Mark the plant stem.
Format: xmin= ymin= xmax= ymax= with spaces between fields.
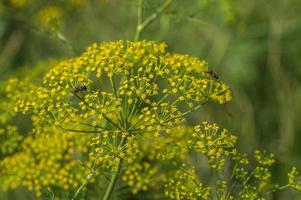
xmin=102 ymin=159 xmax=122 ymax=200
xmin=134 ymin=0 xmax=173 ymax=41
xmin=74 ymin=93 xmax=122 ymax=130
xmin=134 ymin=0 xmax=143 ymax=41
xmin=72 ymin=173 xmax=94 ymax=200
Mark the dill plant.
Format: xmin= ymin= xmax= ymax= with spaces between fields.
xmin=0 ymin=1 xmax=300 ymax=200
xmin=0 ymin=40 xmax=299 ymax=200
xmin=0 ymin=62 xmax=92 ymax=199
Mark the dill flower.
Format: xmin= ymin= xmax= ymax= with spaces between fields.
xmin=6 ymin=40 xmax=300 ymax=199
xmin=189 ymin=121 xmax=237 ymax=169
xmin=164 ymin=166 xmax=211 ymax=200
xmin=11 ymin=40 xmax=232 ymax=198
xmin=122 ymin=162 xmax=158 ymax=194
xmin=38 ymin=40 xmax=231 ymax=136
xmin=0 ymin=61 xmax=92 ymax=198
xmin=0 ymin=78 xmax=32 ymax=156
xmin=15 ymin=40 xmax=231 ymax=174
xmin=254 ymin=150 xmax=275 ymax=166
xmin=37 ymin=6 xmax=63 ymax=31
xmin=288 ymin=167 xmax=301 ymax=191
xmin=15 ymin=40 xmax=232 ymax=164
xmin=0 ymin=130 xmax=91 ymax=197
xmin=0 ymin=124 xmax=21 ymax=155
xmin=143 ymin=126 xmax=192 ymax=160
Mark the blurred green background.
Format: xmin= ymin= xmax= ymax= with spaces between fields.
xmin=0 ymin=0 xmax=301 ymax=199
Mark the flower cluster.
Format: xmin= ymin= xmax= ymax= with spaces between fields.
xmin=0 ymin=125 xmax=21 ymax=155
xmin=227 ymin=149 xmax=284 ymax=199
xmin=0 ymin=61 xmax=93 ymax=199
xmin=162 ymin=121 xmax=300 ymax=200
xmin=164 ymin=166 xmax=211 ymax=200
xmin=254 ymin=150 xmax=275 ymax=166
xmin=189 ymin=121 xmax=237 ymax=169
xmin=1 ymin=40 xmax=300 ymax=199
xmin=8 ymin=40 xmax=232 ymax=198
xmin=39 ymin=41 xmax=231 ymax=136
xmin=0 ymin=130 xmax=91 ymax=197
xmin=38 ymin=6 xmax=63 ymax=31
xmin=2 ymin=0 xmax=108 ymax=38
xmin=288 ymin=167 xmax=301 ymax=191
xmin=0 ymin=78 xmax=33 ymax=156
xmin=12 ymin=40 xmax=231 ymax=173
xmin=142 ymin=126 xmax=191 ymax=161
xmin=122 ymin=162 xmax=158 ymax=194
xmin=89 ymin=132 xmax=140 ymax=171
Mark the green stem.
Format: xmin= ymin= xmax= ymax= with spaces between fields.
xmin=134 ymin=0 xmax=173 ymax=41
xmin=72 ymin=160 xmax=97 ymax=200
xmin=278 ymin=184 xmax=289 ymax=190
xmin=74 ymin=93 xmax=122 ymax=130
xmin=179 ymin=100 xmax=208 ymax=117
xmin=110 ymin=76 xmax=118 ymax=98
xmin=102 ymin=160 xmax=122 ymax=200
xmin=134 ymin=0 xmax=143 ymax=41
xmin=262 ymin=184 xmax=289 ymax=195
xmin=72 ymin=173 xmax=94 ymax=200
xmin=54 ymin=31 xmax=75 ymax=55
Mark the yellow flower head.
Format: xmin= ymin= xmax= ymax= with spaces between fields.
xmin=37 ymin=6 xmax=63 ymax=31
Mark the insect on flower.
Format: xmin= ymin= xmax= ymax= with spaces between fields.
xmin=71 ymin=85 xmax=87 ymax=93
xmin=205 ymin=70 xmax=219 ymax=79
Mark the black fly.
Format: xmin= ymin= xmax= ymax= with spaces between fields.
xmin=71 ymin=85 xmax=87 ymax=93
xmin=205 ymin=70 xmax=219 ymax=79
